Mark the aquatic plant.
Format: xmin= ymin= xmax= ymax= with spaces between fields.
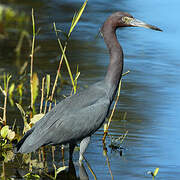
xmin=0 ymin=0 xmax=129 ymax=179
xmin=147 ymin=168 xmax=159 ymax=179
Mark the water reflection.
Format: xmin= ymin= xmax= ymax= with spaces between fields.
xmin=10 ymin=154 xmax=91 ymax=179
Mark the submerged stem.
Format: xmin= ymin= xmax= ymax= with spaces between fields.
xmin=102 ymin=80 xmax=122 ymax=142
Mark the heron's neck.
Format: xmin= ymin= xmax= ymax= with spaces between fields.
xmin=101 ymin=25 xmax=124 ymax=101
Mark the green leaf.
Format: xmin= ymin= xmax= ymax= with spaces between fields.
xmin=30 ymin=113 xmax=44 ymax=125
xmin=7 ymin=129 xmax=15 ymax=141
xmin=9 ymin=83 xmax=15 ymax=95
xmin=56 ymin=166 xmax=68 ymax=174
xmin=17 ymin=83 xmax=23 ymax=101
xmin=2 ymin=150 xmax=14 ymax=163
xmin=16 ymin=103 xmax=26 ymax=119
xmin=1 ymin=139 xmax=7 ymax=146
xmin=153 ymin=168 xmax=159 ymax=176
xmin=1 ymin=125 xmax=9 ymax=139
xmin=2 ymin=143 xmax=12 ymax=149
xmin=4 ymin=74 xmax=11 ymax=92
xmin=16 ymin=103 xmax=30 ymax=133
xmin=32 ymin=73 xmax=39 ymax=104
xmin=46 ymin=74 xmax=50 ymax=97
xmin=23 ymin=172 xmax=40 ymax=180
xmin=9 ymin=83 xmax=15 ymax=106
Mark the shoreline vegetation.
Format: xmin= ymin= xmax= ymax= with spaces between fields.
xmin=0 ymin=1 xmax=138 ymax=179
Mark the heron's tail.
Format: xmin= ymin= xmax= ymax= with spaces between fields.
xmin=13 ymin=127 xmax=35 ymax=154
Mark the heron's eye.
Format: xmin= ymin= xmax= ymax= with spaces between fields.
xmin=122 ymin=16 xmax=132 ymax=24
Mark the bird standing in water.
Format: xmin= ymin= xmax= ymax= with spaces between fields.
xmin=14 ymin=12 xmax=162 ymax=165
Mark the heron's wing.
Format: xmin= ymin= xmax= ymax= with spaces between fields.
xmin=18 ymin=81 xmax=110 ymax=152
xmin=50 ymin=94 xmax=110 ymax=144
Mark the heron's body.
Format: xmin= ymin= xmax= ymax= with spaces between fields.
xmin=14 ymin=11 xmax=161 ymax=164
xmin=16 ymin=80 xmax=111 ymax=153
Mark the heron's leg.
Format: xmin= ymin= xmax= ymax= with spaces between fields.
xmin=79 ymin=163 xmax=88 ymax=179
xmin=79 ymin=136 xmax=91 ymax=165
xmin=68 ymin=157 xmax=76 ymax=176
xmin=69 ymin=143 xmax=76 ymax=161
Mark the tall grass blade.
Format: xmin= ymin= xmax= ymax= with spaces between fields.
xmin=44 ymin=74 xmax=51 ymax=113
xmin=73 ymin=65 xmax=80 ymax=94
xmin=32 ymin=9 xmax=35 ymax=37
xmin=52 ymin=0 xmax=87 ymax=98
xmin=153 ymin=168 xmax=159 ymax=176
xmin=2 ymin=74 xmax=11 ymax=125
xmin=53 ymin=23 xmax=75 ymax=93
xmin=30 ymin=8 xmax=36 ymax=112
xmin=40 ymin=77 xmax=45 ymax=113
xmin=69 ymin=0 xmax=88 ymax=36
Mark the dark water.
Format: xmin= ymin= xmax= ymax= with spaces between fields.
xmin=0 ymin=0 xmax=180 ymax=179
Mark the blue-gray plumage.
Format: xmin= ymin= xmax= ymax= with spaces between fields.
xmin=14 ymin=12 xmax=162 ymax=164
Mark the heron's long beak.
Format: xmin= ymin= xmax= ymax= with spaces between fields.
xmin=129 ymin=18 xmax=162 ymax=31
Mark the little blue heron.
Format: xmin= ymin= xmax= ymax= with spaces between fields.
xmin=14 ymin=12 xmax=162 ymax=164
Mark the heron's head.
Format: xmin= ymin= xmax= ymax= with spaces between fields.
xmin=101 ymin=11 xmax=162 ymax=32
